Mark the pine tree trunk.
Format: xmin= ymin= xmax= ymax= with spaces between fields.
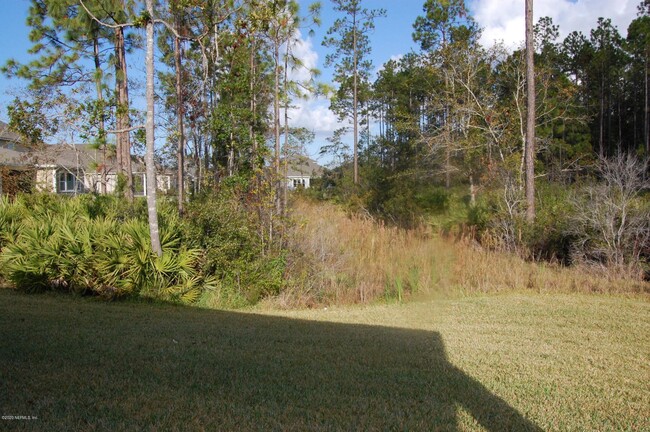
xmin=174 ymin=16 xmax=185 ymax=215
xmin=283 ymin=46 xmax=290 ymax=213
xmin=274 ymin=40 xmax=281 ymax=213
xmin=250 ymin=38 xmax=257 ymax=156
xmin=525 ymin=0 xmax=536 ymax=222
xmin=115 ymin=25 xmax=133 ymax=201
xmin=145 ymin=0 xmax=162 ymax=257
xmin=618 ymin=101 xmax=622 ymax=154
xmin=192 ymin=129 xmax=201 ymax=193
xmin=643 ymin=53 xmax=650 ymax=157
xmin=93 ymin=34 xmax=107 ymax=195
xmin=469 ymin=174 xmax=476 ymax=206
xmin=445 ymin=107 xmax=451 ymax=189
xmin=352 ymin=9 xmax=359 ymax=185
xmin=599 ymin=72 xmax=605 ymax=158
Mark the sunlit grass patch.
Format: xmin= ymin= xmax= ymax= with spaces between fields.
xmin=1 ymin=289 xmax=647 ymax=431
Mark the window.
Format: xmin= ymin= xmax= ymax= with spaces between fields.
xmin=58 ymin=172 xmax=78 ymax=193
xmin=133 ymin=173 xmax=146 ymax=196
xmin=292 ymin=178 xmax=306 ymax=188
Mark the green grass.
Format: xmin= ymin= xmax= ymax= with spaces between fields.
xmin=1 ymin=289 xmax=648 ymax=431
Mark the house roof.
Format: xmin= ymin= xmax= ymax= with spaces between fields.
xmin=0 ymin=145 xmax=31 ymax=169
xmin=0 ymin=120 xmax=23 ymax=144
xmin=33 ymin=144 xmax=112 ymax=171
xmin=0 ymin=121 xmax=167 ymax=175
xmin=0 ymin=120 xmax=110 ymax=168
xmin=0 ymin=120 xmax=31 ymax=169
xmin=39 ymin=144 xmax=173 ymax=175
xmin=286 ymin=156 xmax=323 ymax=178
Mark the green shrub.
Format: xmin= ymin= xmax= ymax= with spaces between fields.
xmin=467 ymin=202 xmax=489 ymax=231
xmin=415 ymin=187 xmax=450 ymax=213
xmin=182 ymin=191 xmax=286 ymax=306
xmin=522 ymin=181 xmax=576 ymax=263
xmin=0 ymin=194 xmax=208 ymax=303
xmin=1 ymin=189 xmax=290 ymax=307
xmin=0 ymin=195 xmax=26 ymax=252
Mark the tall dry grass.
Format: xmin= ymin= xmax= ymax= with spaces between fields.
xmin=451 ymin=243 xmax=649 ymax=295
xmin=275 ymin=199 xmax=649 ymax=308
xmin=279 ymin=199 xmax=452 ymax=306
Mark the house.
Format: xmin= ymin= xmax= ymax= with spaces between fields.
xmin=0 ymin=121 xmax=28 ymax=165
xmin=0 ymin=121 xmax=34 ymax=196
xmin=32 ymin=143 xmax=114 ymax=194
xmin=285 ymin=156 xmax=323 ymax=189
xmin=33 ymin=144 xmax=174 ymax=196
xmin=0 ymin=120 xmax=173 ymax=196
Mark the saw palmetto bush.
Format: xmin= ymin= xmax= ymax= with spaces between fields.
xmin=0 ymin=194 xmax=26 ymax=251
xmin=0 ymin=194 xmax=212 ymax=303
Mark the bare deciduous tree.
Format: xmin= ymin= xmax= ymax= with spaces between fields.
xmin=570 ymin=154 xmax=649 ymax=275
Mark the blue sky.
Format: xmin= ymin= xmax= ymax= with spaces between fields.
xmin=0 ymin=2 xmax=31 ymax=115
xmin=0 ymin=0 xmax=640 ymax=161
xmin=292 ymin=0 xmax=639 ymax=161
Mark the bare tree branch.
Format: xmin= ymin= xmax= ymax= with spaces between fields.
xmin=105 ymin=125 xmax=144 ymax=134
xmin=78 ymin=0 xmax=133 ymax=29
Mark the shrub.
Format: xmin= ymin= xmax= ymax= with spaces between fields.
xmin=465 ymin=178 xmax=577 ymax=263
xmin=521 ymin=181 xmax=576 ymax=263
xmin=182 ymin=190 xmax=286 ymax=306
xmin=568 ymin=155 xmax=650 ymax=275
xmin=415 ymin=187 xmax=450 ymax=213
xmin=0 ymin=195 xmax=26 ymax=252
xmin=0 ymin=194 xmax=210 ymax=303
xmin=1 ymin=187 xmax=290 ymax=307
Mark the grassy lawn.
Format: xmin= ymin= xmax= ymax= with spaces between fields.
xmin=0 ymin=289 xmax=648 ymax=431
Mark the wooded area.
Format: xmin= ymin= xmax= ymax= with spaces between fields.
xmin=1 ymin=0 xmax=649 ymax=305
xmin=1 ymin=4 xmax=648 ymax=430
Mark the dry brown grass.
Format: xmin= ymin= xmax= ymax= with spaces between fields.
xmin=274 ymin=199 xmax=648 ymax=307
xmin=277 ymin=199 xmax=451 ymax=306
xmin=452 ymin=242 xmax=648 ymax=294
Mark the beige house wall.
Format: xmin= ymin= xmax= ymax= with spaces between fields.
xmin=157 ymin=174 xmax=171 ymax=192
xmin=82 ymin=173 xmax=119 ymax=194
xmin=35 ymin=168 xmax=56 ymax=192
xmin=34 ymin=167 xmax=172 ymax=196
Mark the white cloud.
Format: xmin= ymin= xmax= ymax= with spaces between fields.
xmin=288 ymin=96 xmax=343 ymax=161
xmin=287 ymin=30 xmax=319 ymax=84
xmin=288 ymin=96 xmax=340 ymax=135
xmin=283 ymin=31 xmax=345 ymax=160
xmin=472 ymin=0 xmax=639 ymax=49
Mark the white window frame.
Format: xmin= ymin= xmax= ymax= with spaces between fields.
xmin=58 ymin=171 xmax=78 ymax=193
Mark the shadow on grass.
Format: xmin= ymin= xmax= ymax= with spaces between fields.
xmin=0 ymin=290 xmax=541 ymax=431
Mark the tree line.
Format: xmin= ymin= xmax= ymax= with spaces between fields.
xmin=317 ymin=0 xmax=649 ymax=273
xmin=3 ymin=0 xmax=323 ymax=254
xmin=335 ymin=0 xmax=650 ymax=193
xmin=2 ymin=0 xmax=649 ymax=274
